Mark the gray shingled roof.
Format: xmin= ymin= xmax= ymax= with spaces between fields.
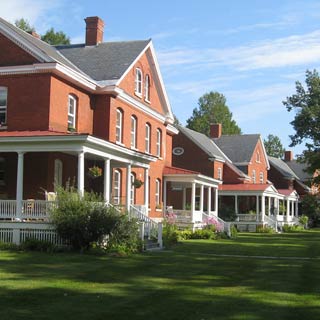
xmin=213 ymin=134 xmax=260 ymax=163
xmin=56 ymin=40 xmax=151 ymax=82
xmin=268 ymin=156 xmax=299 ymax=179
xmin=0 ymin=17 xmax=84 ymax=73
xmin=178 ymin=126 xmax=226 ymax=161
xmin=286 ymin=160 xmax=312 ymax=182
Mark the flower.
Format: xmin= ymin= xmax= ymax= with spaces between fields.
xmin=88 ymin=166 xmax=102 ymax=178
xmin=204 ymin=216 xmax=223 ymax=232
xmin=132 ymin=178 xmax=144 ymax=188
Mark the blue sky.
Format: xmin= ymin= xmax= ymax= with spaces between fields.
xmin=3 ymin=0 xmax=320 ymax=156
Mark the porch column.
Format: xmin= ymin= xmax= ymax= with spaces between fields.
xmin=191 ymin=182 xmax=196 ymax=222
xmin=261 ymin=195 xmax=265 ymax=222
xmin=126 ymin=163 xmax=132 ymax=211
xmin=77 ymin=151 xmax=85 ymax=197
xmin=235 ymin=195 xmax=238 ymax=214
xmin=207 ymin=187 xmax=212 ymax=215
xmin=163 ymin=179 xmax=167 ymax=213
xmin=182 ymin=187 xmax=186 ymax=210
xmin=268 ymin=197 xmax=271 ymax=215
xmin=144 ymin=168 xmax=149 ymax=210
xmin=214 ymin=188 xmax=218 ymax=216
xmin=256 ymin=196 xmax=260 ymax=221
xmin=16 ymin=151 xmax=25 ymax=219
xmin=276 ymin=198 xmax=280 ymax=216
xmin=200 ymin=184 xmax=204 ymax=212
xmin=295 ymin=200 xmax=299 ymax=217
xmin=103 ymin=158 xmax=110 ymax=203
xmin=286 ymin=199 xmax=290 ymax=221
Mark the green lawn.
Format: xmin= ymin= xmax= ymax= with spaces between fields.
xmin=1 ymin=231 xmax=320 ymax=320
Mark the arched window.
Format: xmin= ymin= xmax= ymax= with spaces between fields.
xmin=252 ymin=170 xmax=256 ymax=184
xmin=156 ymin=128 xmax=162 ymax=157
xmin=135 ymin=68 xmax=143 ymax=95
xmin=54 ymin=159 xmax=63 ymax=187
xmin=145 ymin=123 xmax=151 ymax=153
xmin=116 ymin=108 xmax=123 ymax=143
xmin=113 ymin=169 xmax=121 ymax=205
xmin=68 ymin=95 xmax=77 ymax=130
xmin=0 ymin=157 xmax=5 ymax=185
xmin=145 ymin=74 xmax=150 ymax=101
xmin=0 ymin=87 xmax=8 ymax=126
xmin=155 ymin=178 xmax=161 ymax=206
xmin=130 ymin=116 xmax=137 ymax=149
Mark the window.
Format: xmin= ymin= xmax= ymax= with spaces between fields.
xmin=217 ymin=167 xmax=222 ymax=180
xmin=0 ymin=87 xmax=8 ymax=126
xmin=130 ymin=173 xmax=135 ymax=205
xmin=68 ymin=95 xmax=77 ymax=129
xmin=130 ymin=116 xmax=137 ymax=149
xmin=259 ymin=172 xmax=264 ymax=184
xmin=155 ymin=179 xmax=161 ymax=206
xmin=54 ymin=159 xmax=63 ymax=187
xmin=135 ymin=68 xmax=143 ymax=95
xmin=156 ymin=129 xmax=162 ymax=157
xmin=113 ymin=170 xmax=121 ymax=205
xmin=116 ymin=109 xmax=123 ymax=143
xmin=252 ymin=170 xmax=256 ymax=184
xmin=256 ymin=151 xmax=261 ymax=163
xmin=145 ymin=123 xmax=151 ymax=153
xmin=145 ymin=74 xmax=150 ymax=101
xmin=0 ymin=157 xmax=5 ymax=185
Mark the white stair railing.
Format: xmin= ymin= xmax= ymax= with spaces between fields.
xmin=264 ymin=214 xmax=278 ymax=230
xmin=202 ymin=212 xmax=231 ymax=237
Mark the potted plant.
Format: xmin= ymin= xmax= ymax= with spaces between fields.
xmin=132 ymin=178 xmax=144 ymax=189
xmin=88 ymin=166 xmax=102 ymax=178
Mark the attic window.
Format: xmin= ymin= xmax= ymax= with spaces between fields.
xmin=135 ymin=68 xmax=143 ymax=96
xmin=256 ymin=151 xmax=261 ymax=163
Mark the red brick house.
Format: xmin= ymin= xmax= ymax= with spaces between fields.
xmin=171 ymin=124 xmax=300 ymax=230
xmin=0 ymin=16 xmax=180 ymax=242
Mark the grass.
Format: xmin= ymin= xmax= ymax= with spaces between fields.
xmin=0 ymin=230 xmax=320 ymax=320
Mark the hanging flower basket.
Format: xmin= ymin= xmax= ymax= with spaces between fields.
xmin=88 ymin=166 xmax=102 ymax=178
xmin=132 ymin=178 xmax=144 ymax=189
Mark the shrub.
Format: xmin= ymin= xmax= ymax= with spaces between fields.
xmin=219 ymin=206 xmax=237 ymax=222
xmin=301 ymin=194 xmax=320 ymax=227
xmin=21 ymin=238 xmax=56 ymax=252
xmin=299 ymin=215 xmax=309 ymax=228
xmin=177 ymin=229 xmax=193 ymax=240
xmin=230 ymin=225 xmax=238 ymax=238
xmin=0 ymin=241 xmax=20 ymax=251
xmin=189 ymin=228 xmax=216 ymax=240
xmin=282 ymin=224 xmax=305 ymax=233
xmin=163 ymin=223 xmax=179 ymax=248
xmin=256 ymin=225 xmax=275 ymax=234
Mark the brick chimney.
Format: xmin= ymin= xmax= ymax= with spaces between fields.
xmin=30 ymin=31 xmax=40 ymax=39
xmin=85 ymin=16 xmax=104 ymax=46
xmin=210 ymin=123 xmax=222 ymax=139
xmin=284 ymin=150 xmax=293 ymax=162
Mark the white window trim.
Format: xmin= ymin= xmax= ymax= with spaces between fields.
xmin=0 ymin=87 xmax=8 ymax=127
xmin=155 ymin=179 xmax=161 ymax=206
xmin=259 ymin=172 xmax=264 ymax=184
xmin=113 ymin=170 xmax=121 ymax=205
xmin=116 ymin=109 xmax=123 ymax=144
xmin=145 ymin=74 xmax=150 ymax=102
xmin=217 ymin=167 xmax=222 ymax=180
xmin=252 ymin=170 xmax=256 ymax=184
xmin=135 ymin=68 xmax=143 ymax=97
xmin=67 ymin=95 xmax=77 ymax=129
xmin=145 ymin=123 xmax=151 ymax=154
xmin=130 ymin=116 xmax=137 ymax=149
xmin=156 ymin=129 xmax=161 ymax=157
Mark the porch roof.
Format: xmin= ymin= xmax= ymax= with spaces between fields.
xmin=278 ymin=189 xmax=299 ymax=199
xmin=219 ymin=183 xmax=281 ymax=197
xmin=0 ymin=131 xmax=157 ymax=168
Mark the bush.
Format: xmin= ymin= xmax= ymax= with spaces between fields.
xmin=189 ymin=228 xmax=216 ymax=240
xmin=21 ymin=238 xmax=56 ymax=252
xmin=51 ymin=185 xmax=140 ymax=253
xmin=256 ymin=225 xmax=275 ymax=233
xmin=299 ymin=215 xmax=309 ymax=228
xmin=282 ymin=224 xmax=305 ymax=233
xmin=177 ymin=229 xmax=193 ymax=240
xmin=230 ymin=225 xmax=238 ymax=238
xmin=219 ymin=206 xmax=237 ymax=222
xmin=0 ymin=241 xmax=20 ymax=251
xmin=163 ymin=223 xmax=179 ymax=248
xmin=301 ymin=194 xmax=320 ymax=227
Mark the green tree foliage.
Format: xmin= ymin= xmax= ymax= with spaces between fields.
xmin=283 ymin=69 xmax=320 ymax=184
xmin=264 ymin=134 xmax=285 ymax=158
xmin=41 ymin=27 xmax=70 ymax=45
xmin=301 ymin=194 xmax=320 ymax=227
xmin=186 ymin=91 xmax=241 ymax=136
xmin=14 ymin=18 xmax=35 ymax=33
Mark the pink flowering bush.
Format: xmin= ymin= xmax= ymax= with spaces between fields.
xmin=203 ymin=216 xmax=223 ymax=232
xmin=163 ymin=212 xmax=178 ymax=248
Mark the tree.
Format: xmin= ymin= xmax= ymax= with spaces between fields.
xmin=41 ymin=27 xmax=70 ymax=45
xmin=283 ymin=69 xmax=320 ymax=184
xmin=14 ymin=18 xmax=35 ymax=33
xmin=264 ymin=134 xmax=285 ymax=158
xmin=186 ymin=91 xmax=241 ymax=136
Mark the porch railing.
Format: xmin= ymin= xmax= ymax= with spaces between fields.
xmin=236 ymin=214 xmax=259 ymax=222
xmin=21 ymin=200 xmax=56 ymax=221
xmin=0 ymin=200 xmax=16 ymax=219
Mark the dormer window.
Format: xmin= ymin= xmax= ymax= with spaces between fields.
xmin=135 ymin=68 xmax=143 ymax=96
xmin=68 ymin=95 xmax=77 ymax=130
xmin=0 ymin=87 xmax=8 ymax=127
xmin=145 ymin=74 xmax=150 ymax=102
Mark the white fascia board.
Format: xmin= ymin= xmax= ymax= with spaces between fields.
xmin=166 ymin=124 xmax=179 ymax=135
xmin=0 ymin=63 xmax=98 ymax=92
xmin=164 ymin=174 xmax=221 ymax=187
xmin=0 ymin=134 xmax=87 ymax=144
xmin=0 ymin=23 xmax=50 ymax=62
xmin=259 ymin=135 xmax=270 ymax=170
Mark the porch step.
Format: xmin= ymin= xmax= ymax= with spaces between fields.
xmin=144 ymin=239 xmax=161 ymax=251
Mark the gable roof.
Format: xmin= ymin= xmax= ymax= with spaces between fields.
xmin=268 ymin=156 xmax=299 ymax=180
xmin=213 ymin=134 xmax=261 ymax=164
xmin=177 ymin=126 xmax=227 ymax=161
xmin=285 ymin=160 xmax=312 ymax=182
xmin=56 ymin=40 xmax=151 ymax=83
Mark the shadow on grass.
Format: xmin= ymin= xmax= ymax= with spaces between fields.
xmin=0 ymin=231 xmax=320 ymax=319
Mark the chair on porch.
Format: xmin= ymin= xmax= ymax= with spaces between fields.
xmin=45 ymin=192 xmax=57 ymax=201
xmin=24 ymin=199 xmax=35 ymax=221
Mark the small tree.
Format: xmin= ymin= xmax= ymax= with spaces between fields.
xmin=301 ymin=194 xmax=320 ymax=227
xmin=14 ymin=18 xmax=35 ymax=33
xmin=264 ymin=134 xmax=285 ymax=158
xmin=41 ymin=28 xmax=70 ymax=45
